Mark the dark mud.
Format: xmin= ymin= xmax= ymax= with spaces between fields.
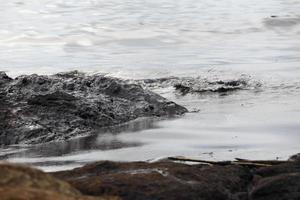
xmin=136 ymin=75 xmax=261 ymax=95
xmin=0 ymin=71 xmax=187 ymax=145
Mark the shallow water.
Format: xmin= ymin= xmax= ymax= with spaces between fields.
xmin=1 ymin=0 xmax=300 ymax=171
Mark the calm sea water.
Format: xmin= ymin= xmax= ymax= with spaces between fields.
xmin=1 ymin=0 xmax=300 ymax=171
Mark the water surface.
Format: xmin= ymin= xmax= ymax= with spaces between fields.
xmin=1 ymin=0 xmax=300 ymax=171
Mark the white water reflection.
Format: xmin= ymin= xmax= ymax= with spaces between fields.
xmin=0 ymin=0 xmax=300 ymax=78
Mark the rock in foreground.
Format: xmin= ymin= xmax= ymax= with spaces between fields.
xmin=0 ymin=71 xmax=187 ymax=145
xmin=53 ymin=161 xmax=252 ymax=200
xmin=53 ymin=159 xmax=300 ymax=200
xmin=0 ymin=162 xmax=119 ymax=200
xmin=1 ymin=157 xmax=299 ymax=200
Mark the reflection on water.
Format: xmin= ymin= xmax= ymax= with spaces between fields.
xmin=1 ymin=117 xmax=157 ymax=158
xmin=3 ymin=83 xmax=300 ymax=171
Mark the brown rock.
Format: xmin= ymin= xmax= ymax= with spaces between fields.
xmin=53 ymin=161 xmax=252 ymax=200
xmin=3 ymin=158 xmax=300 ymax=200
xmin=0 ymin=162 xmax=119 ymax=200
xmin=255 ymin=161 xmax=300 ymax=178
xmin=0 ymin=187 xmax=114 ymax=200
xmin=250 ymin=161 xmax=300 ymax=200
xmin=250 ymin=173 xmax=300 ymax=200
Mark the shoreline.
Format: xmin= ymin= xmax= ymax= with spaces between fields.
xmin=1 ymin=71 xmax=300 ymax=199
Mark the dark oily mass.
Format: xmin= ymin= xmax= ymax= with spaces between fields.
xmin=136 ymin=74 xmax=261 ymax=95
xmin=0 ymin=71 xmax=187 ymax=145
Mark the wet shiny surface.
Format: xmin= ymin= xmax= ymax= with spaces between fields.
xmin=0 ymin=0 xmax=300 ymax=171
xmin=1 ymin=0 xmax=300 ymax=77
